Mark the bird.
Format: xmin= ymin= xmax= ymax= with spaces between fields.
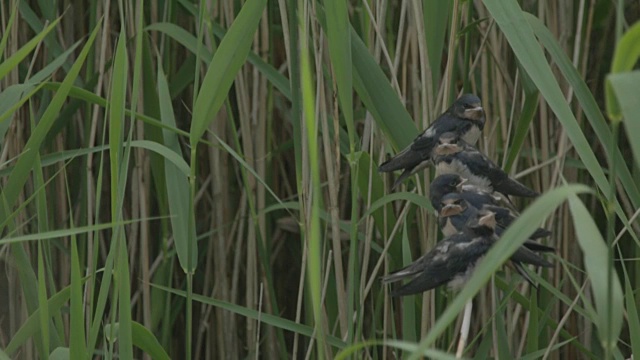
xmin=437 ymin=192 xmax=553 ymax=243
xmin=433 ymin=132 xmax=539 ymax=198
xmin=383 ymin=211 xmax=552 ymax=296
xmin=383 ymin=210 xmax=552 ymax=296
xmin=429 ymin=173 xmax=515 ymax=214
xmin=378 ymin=94 xmax=485 ymax=190
xmin=430 ymin=174 xmax=551 ymax=239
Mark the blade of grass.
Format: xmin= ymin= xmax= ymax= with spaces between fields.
xmin=605 ymin=21 xmax=640 ymax=121
xmin=34 ymin=150 xmax=50 ymax=357
xmin=145 ymin=22 xmax=291 ymax=100
xmin=69 ymin=236 xmax=87 ymax=358
xmin=526 ymin=13 xmax=640 ymax=225
xmin=157 ymin=64 xmax=196 ymax=274
xmin=481 ymin=0 xmax=606 ymax=199
xmin=300 ymin=0 xmax=324 ymax=355
xmin=423 ymin=0 xmax=451 ymax=94
xmin=130 ymin=321 xmax=171 ymax=360
xmin=324 ymin=0 xmax=353 ymax=338
xmin=189 ymin=0 xmax=267 ymax=145
xmin=399 ymin=223 xmax=417 ymax=344
xmin=335 ymin=339 xmax=459 ymax=360
xmin=0 ymin=39 xmax=80 ymax=140
xmin=351 ymin=27 xmax=417 ymax=150
xmin=0 ymin=16 xmax=60 ymax=82
xmin=0 ymin=219 xmax=147 ymax=245
xmin=107 ymin=28 xmax=134 ymax=359
xmin=5 ymin=282 xmax=80 ymax=356
xmin=48 ymin=347 xmax=69 ymax=360
xmin=623 ymin=272 xmax=640 ymax=357
xmin=36 ymin=245 xmax=50 ymax=356
xmin=117 ymin=234 xmax=134 ymax=359
xmin=0 ymin=21 xmax=100 ymax=234
xmin=607 ymin=72 xmax=640 ymax=170
xmin=504 ymin=87 xmax=539 ymax=173
xmin=149 ymin=283 xmax=347 ymax=349
xmin=567 ymin=194 xmax=623 ymax=354
xmin=0 ymin=2 xmax=19 ymax=59
xmin=109 ymin=31 xmax=127 ymax=216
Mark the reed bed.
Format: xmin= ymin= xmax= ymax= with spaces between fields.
xmin=1 ymin=0 xmax=639 ymax=358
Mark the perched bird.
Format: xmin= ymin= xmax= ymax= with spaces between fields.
xmin=438 ymin=193 xmax=554 ymax=255
xmin=379 ymin=94 xmax=485 ymax=189
xmin=429 ymin=173 xmax=515 ymax=214
xmin=383 ymin=211 xmax=552 ymax=296
xmin=438 ymin=192 xmax=552 ymax=242
xmin=433 ymin=132 xmax=539 ymax=198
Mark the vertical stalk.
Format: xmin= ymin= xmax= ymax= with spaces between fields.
xmin=605 ymin=1 xmax=624 ymax=357
xmin=187 ymin=146 xmax=197 ymax=360
xmin=605 ymin=119 xmax=619 ymax=360
xmin=299 ymin=0 xmax=324 ymax=356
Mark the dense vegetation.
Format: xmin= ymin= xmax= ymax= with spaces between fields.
xmin=1 ymin=0 xmax=640 ymax=359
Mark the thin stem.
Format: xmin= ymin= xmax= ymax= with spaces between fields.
xmin=456 ymin=300 xmax=473 ymax=358
xmin=605 ymin=119 xmax=620 ymax=360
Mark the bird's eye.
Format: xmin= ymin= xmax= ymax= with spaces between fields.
xmin=463 ymin=103 xmax=472 ymax=109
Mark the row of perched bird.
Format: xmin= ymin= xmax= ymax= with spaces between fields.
xmin=379 ymin=94 xmax=554 ymax=297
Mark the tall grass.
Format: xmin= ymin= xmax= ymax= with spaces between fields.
xmin=0 ymin=0 xmax=639 ymax=359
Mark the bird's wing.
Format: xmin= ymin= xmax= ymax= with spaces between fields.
xmin=458 ymin=144 xmax=507 ymax=183
xmin=484 ymin=204 xmax=552 ymax=239
xmin=510 ymin=245 xmax=553 ymax=268
xmin=410 ymin=114 xmax=463 ymax=152
xmin=388 ymin=235 xmax=491 ymax=296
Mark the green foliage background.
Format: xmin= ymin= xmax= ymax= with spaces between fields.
xmin=0 ymin=0 xmax=639 ymax=358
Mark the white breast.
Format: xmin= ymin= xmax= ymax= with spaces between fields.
xmin=435 ymin=159 xmax=493 ymax=191
xmin=461 ymin=126 xmax=482 ymax=145
xmin=441 ymin=218 xmax=458 ymax=236
xmin=448 ymin=256 xmax=484 ymax=291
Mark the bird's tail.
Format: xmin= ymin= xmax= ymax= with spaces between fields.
xmin=497 ymin=178 xmax=539 ymax=198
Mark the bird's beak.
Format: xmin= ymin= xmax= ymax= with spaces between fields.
xmin=464 ymin=106 xmax=484 ymax=120
xmin=478 ymin=211 xmax=496 ymax=229
xmin=440 ymin=204 xmax=462 ymax=217
xmin=435 ymin=143 xmax=460 ymax=155
xmin=456 ymin=178 xmax=468 ymax=192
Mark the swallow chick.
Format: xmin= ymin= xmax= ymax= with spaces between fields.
xmin=433 ymin=132 xmax=539 ymax=198
xmin=382 ymin=211 xmax=497 ymax=296
xmin=384 ymin=210 xmax=551 ymax=296
xmin=437 ymin=193 xmax=554 ymax=253
xmin=430 ymin=174 xmax=551 ymax=240
xmin=437 ymin=192 xmax=552 ymax=242
xmin=429 ymin=174 xmax=514 ymax=214
xmin=473 ymin=210 xmax=554 ymax=287
xmin=379 ymin=94 xmax=485 ymax=190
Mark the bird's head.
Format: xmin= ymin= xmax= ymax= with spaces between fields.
xmin=439 ymin=193 xmax=467 ymax=218
xmin=434 ymin=132 xmax=463 ymax=156
xmin=451 ymin=94 xmax=484 ymax=122
xmin=467 ymin=210 xmax=496 ymax=236
xmin=429 ymin=174 xmax=465 ymax=209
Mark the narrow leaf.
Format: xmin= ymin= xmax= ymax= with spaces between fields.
xmin=190 ymin=0 xmax=267 ymax=145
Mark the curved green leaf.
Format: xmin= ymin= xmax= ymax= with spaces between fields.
xmin=608 ymin=72 xmax=640 ymax=171
xmin=131 ymin=322 xmax=171 ymax=360
xmin=0 ymin=21 xmax=101 ymax=235
xmin=351 ymin=28 xmax=418 ymax=150
xmin=0 ymin=16 xmax=61 ymax=82
xmin=606 ymin=21 xmax=640 ymax=120
xmin=190 ymin=0 xmax=268 ymax=145
xmin=567 ymin=194 xmax=623 ymax=353
xmin=150 ymin=283 xmax=347 ymax=349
